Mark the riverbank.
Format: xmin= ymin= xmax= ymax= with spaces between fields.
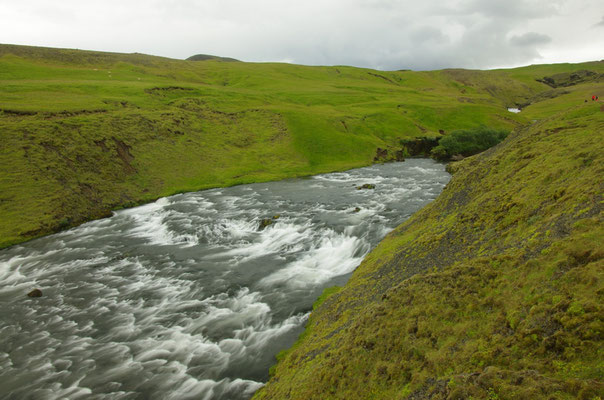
xmin=254 ymin=102 xmax=603 ymax=398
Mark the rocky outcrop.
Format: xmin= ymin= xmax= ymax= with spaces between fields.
xmin=373 ymin=147 xmax=388 ymax=162
xmin=399 ymin=137 xmax=441 ymax=157
xmin=374 ymin=147 xmax=406 ymax=163
xmin=536 ymin=70 xmax=602 ymax=88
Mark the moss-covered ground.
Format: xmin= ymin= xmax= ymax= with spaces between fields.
xmin=254 ymin=95 xmax=603 ymax=398
xmin=2 ymin=44 xmax=602 ymax=248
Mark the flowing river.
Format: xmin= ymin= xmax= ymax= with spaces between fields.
xmin=0 ymin=159 xmax=450 ymax=400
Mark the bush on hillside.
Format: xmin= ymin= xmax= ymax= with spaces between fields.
xmin=431 ymin=126 xmax=509 ymax=160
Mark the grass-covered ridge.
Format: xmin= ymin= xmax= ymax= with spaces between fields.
xmin=1 ymin=43 xmax=603 ymax=248
xmin=254 ymin=100 xmax=604 ymax=398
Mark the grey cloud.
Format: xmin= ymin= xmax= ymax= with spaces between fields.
xmin=459 ymin=0 xmax=563 ymax=19
xmin=357 ymin=0 xmax=400 ymax=10
xmin=410 ymin=27 xmax=449 ymax=44
xmin=596 ymin=16 xmax=604 ymax=27
xmin=0 ymin=0 xmax=601 ymax=71
xmin=510 ymin=32 xmax=552 ymax=47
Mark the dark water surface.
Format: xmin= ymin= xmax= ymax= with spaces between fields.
xmin=0 ymin=159 xmax=450 ymax=400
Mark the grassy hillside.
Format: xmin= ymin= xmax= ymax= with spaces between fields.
xmin=254 ymin=93 xmax=604 ymax=398
xmin=1 ymin=43 xmax=603 ymax=248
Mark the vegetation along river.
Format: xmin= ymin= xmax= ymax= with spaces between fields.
xmin=0 ymin=159 xmax=450 ymax=400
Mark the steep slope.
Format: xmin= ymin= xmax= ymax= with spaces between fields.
xmin=1 ymin=44 xmax=602 ymax=248
xmin=254 ymin=101 xmax=603 ymax=398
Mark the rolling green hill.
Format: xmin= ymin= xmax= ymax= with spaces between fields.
xmin=0 ymin=43 xmax=602 ymax=253
xmin=255 ymin=92 xmax=604 ymax=400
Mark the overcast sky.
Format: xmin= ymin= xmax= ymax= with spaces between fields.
xmin=1 ymin=0 xmax=602 ymax=70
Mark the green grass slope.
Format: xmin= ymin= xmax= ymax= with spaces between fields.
xmin=254 ymin=100 xmax=604 ymax=398
xmin=1 ymin=43 xmax=603 ymax=248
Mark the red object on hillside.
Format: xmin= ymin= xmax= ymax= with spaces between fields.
xmin=593 ymin=95 xmax=596 ymax=101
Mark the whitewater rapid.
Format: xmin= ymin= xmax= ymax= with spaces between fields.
xmin=0 ymin=159 xmax=450 ymax=400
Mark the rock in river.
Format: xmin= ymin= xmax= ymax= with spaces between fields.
xmin=357 ymin=184 xmax=376 ymax=190
xmin=27 ymin=289 xmax=43 ymax=298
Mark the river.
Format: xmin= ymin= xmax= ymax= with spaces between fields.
xmin=0 ymin=159 xmax=450 ymax=400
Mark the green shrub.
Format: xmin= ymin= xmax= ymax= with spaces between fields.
xmin=431 ymin=126 xmax=509 ymax=160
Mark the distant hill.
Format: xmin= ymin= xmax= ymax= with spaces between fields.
xmin=186 ymin=53 xmax=240 ymax=62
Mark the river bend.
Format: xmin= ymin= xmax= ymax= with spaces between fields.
xmin=0 ymin=159 xmax=450 ymax=400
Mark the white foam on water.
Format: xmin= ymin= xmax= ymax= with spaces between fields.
xmin=218 ymin=195 xmax=262 ymax=212
xmin=75 ymin=286 xmax=297 ymax=399
xmin=0 ymin=252 xmax=112 ymax=298
xmin=198 ymin=218 xmax=258 ymax=246
xmin=259 ymin=231 xmax=369 ymax=289
xmin=172 ymin=195 xmax=216 ymax=209
xmin=408 ymin=166 xmax=434 ymax=174
xmin=161 ymin=378 xmax=264 ymax=400
xmin=313 ymin=171 xmax=387 ymax=185
xmin=312 ymin=172 xmax=355 ymax=182
xmin=0 ymin=259 xmax=27 ymax=288
xmin=217 ymin=220 xmax=312 ymax=261
xmin=357 ymin=199 xmax=387 ymax=214
xmin=360 ymin=174 xmax=387 ymax=183
xmin=0 ymin=266 xmax=281 ymax=398
xmin=27 ymin=384 xmax=93 ymax=400
xmin=376 ymin=224 xmax=395 ymax=239
xmin=229 ymin=312 xmax=309 ymax=355
xmin=378 ymin=185 xmax=424 ymax=204
xmin=55 ymin=214 xmax=120 ymax=241
xmin=122 ymin=198 xmax=199 ymax=247
xmin=196 ymin=289 xmax=273 ymax=333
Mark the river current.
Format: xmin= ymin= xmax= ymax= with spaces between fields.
xmin=0 ymin=159 xmax=450 ymax=400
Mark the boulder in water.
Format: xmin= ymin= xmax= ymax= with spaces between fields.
xmin=259 ymin=218 xmax=274 ymax=230
xmin=27 ymin=289 xmax=43 ymax=298
xmin=259 ymin=214 xmax=281 ymax=230
xmin=357 ymin=184 xmax=376 ymax=190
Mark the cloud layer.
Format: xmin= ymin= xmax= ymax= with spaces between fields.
xmin=0 ymin=0 xmax=602 ymax=70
